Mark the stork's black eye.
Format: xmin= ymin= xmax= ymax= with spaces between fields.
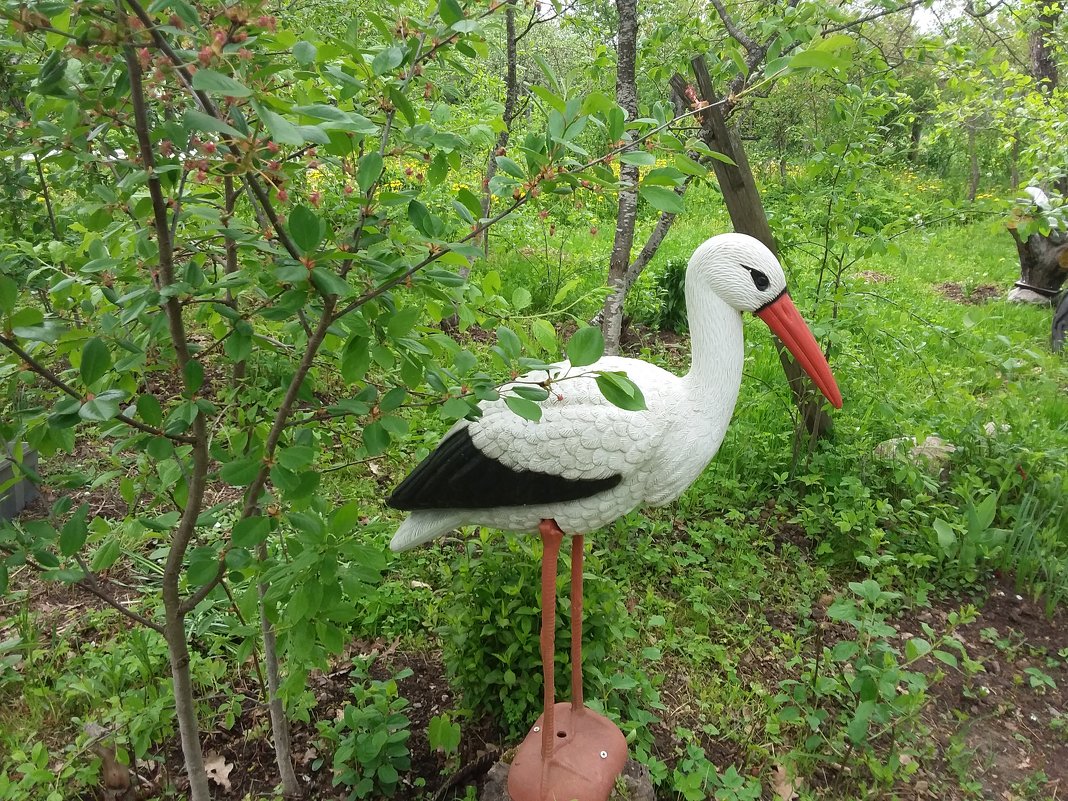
xmin=742 ymin=265 xmax=770 ymax=291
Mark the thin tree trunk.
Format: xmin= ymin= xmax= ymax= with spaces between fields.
xmin=258 ymin=541 xmax=301 ymax=797
xmin=1027 ymin=0 xmax=1065 ymax=196
xmin=1010 ymin=133 xmax=1020 ymax=189
xmin=967 ymin=124 xmax=979 ymax=202
xmin=908 ymin=118 xmax=922 ymax=164
xmin=624 ymin=190 xmax=687 ymax=289
xmin=223 ymin=177 xmax=246 ymax=384
xmin=602 ymin=0 xmax=640 ymax=356
xmin=1029 ymin=0 xmax=1061 ymax=95
xmin=126 ymin=42 xmax=212 ymax=801
xmin=480 ymin=0 xmax=518 ymax=254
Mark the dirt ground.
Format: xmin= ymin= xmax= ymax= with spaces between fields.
xmin=935 ymin=282 xmax=1004 ymax=305
xmin=8 ymin=543 xmax=1064 ymax=800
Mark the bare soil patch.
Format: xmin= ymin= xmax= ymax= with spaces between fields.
xmin=858 ymin=270 xmax=894 ymax=284
xmin=935 ymin=282 xmax=1003 ymax=305
xmin=919 ymin=576 xmax=1068 ymax=799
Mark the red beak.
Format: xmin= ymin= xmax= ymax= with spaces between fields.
xmin=755 ymin=292 xmax=843 ymax=409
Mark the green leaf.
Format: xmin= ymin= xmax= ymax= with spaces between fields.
xmin=408 ymin=200 xmax=435 ymax=236
xmin=191 ymin=69 xmax=252 ymax=97
xmin=847 ymin=700 xmax=875 ymax=744
xmin=441 ymin=397 xmax=474 ymax=419
xmin=505 ymin=395 xmax=541 ymax=422
xmin=278 ymin=445 xmax=315 ymax=471
xmin=495 ymin=156 xmax=526 ymax=180
xmin=619 ymin=151 xmax=656 ymax=167
xmin=184 ymin=109 xmax=243 ymax=139
xmin=221 ymin=456 xmax=262 ymax=486
xmin=512 ymin=385 xmax=549 ymax=401
xmin=80 ymin=337 xmax=111 ymax=386
xmin=259 ymin=108 xmax=304 ymax=146
xmin=530 ymin=85 xmax=566 ymax=114
xmin=232 ymin=516 xmax=269 ymax=548
xmin=363 ymin=421 xmax=389 ymax=455
xmin=639 ymin=185 xmax=684 ymax=214
xmin=187 ymin=547 xmax=220 ymax=585
xmin=288 ymin=205 xmax=325 ymax=253
xmin=456 ymin=187 xmax=482 ymax=219
xmin=531 ymin=53 xmax=559 ymax=92
xmin=567 ymin=326 xmax=604 ymax=367
xmin=428 ymin=151 xmax=449 ymax=185
xmin=79 ymin=390 xmax=125 ymax=422
xmin=595 ymin=372 xmax=646 ymax=411
xmin=59 ymin=504 xmax=89 ymax=556
xmin=830 ymin=641 xmax=859 ymax=662
xmin=136 ymin=394 xmax=163 ymax=427
xmin=438 ymin=0 xmax=464 ymax=26
xmin=89 ymin=538 xmax=121 ymax=572
xmin=789 ymin=48 xmax=849 ymax=73
xmin=511 ymin=287 xmax=531 ymax=311
xmin=293 ymin=41 xmax=317 ymax=65
xmin=704 ymin=149 xmax=738 ymax=166
xmin=388 ymin=87 xmax=416 ymax=126
xmin=183 ymin=360 xmax=204 ymax=395
xmin=341 ymin=336 xmax=370 ymax=383
xmin=496 ymin=325 xmax=521 ymax=359
xmin=905 ymin=637 xmax=931 ymax=661
xmin=934 ymin=519 xmax=956 ymax=554
xmin=292 ymin=105 xmax=377 ymax=134
xmin=428 ymin=714 xmax=461 ymax=754
xmin=0 ymin=275 xmax=17 ymax=314
xmin=356 ymin=152 xmax=383 ymax=194
xmin=674 ymin=153 xmax=708 ymax=176
xmin=932 ymin=649 xmax=958 ymax=668
xmin=531 ymin=319 xmax=557 ymax=352
xmin=972 ymin=493 xmax=997 ymax=531
xmin=372 ymin=45 xmax=404 ymax=75
xmin=387 ymin=307 xmax=421 ymax=338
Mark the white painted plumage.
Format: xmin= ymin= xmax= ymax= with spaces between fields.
xmin=389 ymin=234 xmax=789 ymax=552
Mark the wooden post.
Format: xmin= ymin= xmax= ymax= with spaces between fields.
xmin=674 ymin=56 xmax=834 ymax=441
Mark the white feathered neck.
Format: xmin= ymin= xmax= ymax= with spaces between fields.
xmin=681 ymin=268 xmax=745 ymax=423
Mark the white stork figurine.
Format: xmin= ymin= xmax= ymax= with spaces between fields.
xmin=387 ymin=233 xmax=842 ymax=801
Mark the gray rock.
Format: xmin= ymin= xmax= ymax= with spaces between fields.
xmin=1007 ymin=285 xmax=1051 ymax=304
xmin=874 ymin=435 xmax=956 ymax=474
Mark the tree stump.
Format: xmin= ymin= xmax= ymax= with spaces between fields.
xmin=1007 ymin=227 xmax=1068 ymax=304
xmin=1053 ymin=291 xmax=1068 ymax=351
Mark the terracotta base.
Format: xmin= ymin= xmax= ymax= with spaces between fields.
xmin=507 ymin=703 xmax=627 ymax=801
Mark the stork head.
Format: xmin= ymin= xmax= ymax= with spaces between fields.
xmin=688 ymin=233 xmax=843 ymax=409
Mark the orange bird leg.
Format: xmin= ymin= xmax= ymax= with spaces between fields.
xmin=571 ymin=533 xmax=584 ymax=710
xmin=538 ymin=519 xmax=564 ymax=765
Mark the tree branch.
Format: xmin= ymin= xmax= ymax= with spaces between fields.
xmin=121 ymin=0 xmax=302 ymax=262
xmin=180 ymin=297 xmax=337 ymax=614
xmin=0 ymin=334 xmax=195 ymax=443
xmin=74 ymin=554 xmax=165 ymax=634
xmin=708 ymin=0 xmax=760 ymax=55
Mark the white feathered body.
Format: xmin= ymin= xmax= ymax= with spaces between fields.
xmin=390 ymin=283 xmax=746 ymax=551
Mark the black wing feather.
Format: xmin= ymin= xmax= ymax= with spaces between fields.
xmin=387 ymin=427 xmax=621 ymax=510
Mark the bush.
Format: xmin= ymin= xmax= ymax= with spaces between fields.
xmin=317 ymin=664 xmax=412 ymax=798
xmin=438 ymin=534 xmax=661 ymax=739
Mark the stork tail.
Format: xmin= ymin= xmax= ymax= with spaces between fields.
xmin=389 ymin=511 xmax=465 ymax=552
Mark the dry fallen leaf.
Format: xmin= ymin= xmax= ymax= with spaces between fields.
xmin=204 ymin=750 xmax=233 ymax=792
xmin=772 ymin=764 xmax=798 ymax=800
